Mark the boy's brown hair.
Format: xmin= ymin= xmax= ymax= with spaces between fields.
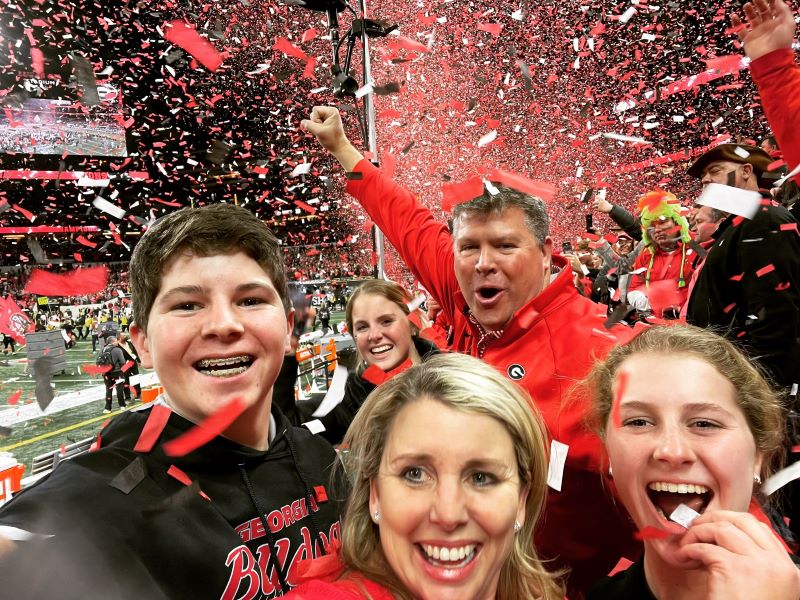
xmin=129 ymin=203 xmax=289 ymax=333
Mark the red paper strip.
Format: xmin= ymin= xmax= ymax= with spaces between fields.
xmin=294 ymin=200 xmax=317 ymax=215
xmin=611 ymin=370 xmax=628 ymax=429
xmin=634 ymin=526 xmax=671 ymax=541
xmin=167 ymin=465 xmax=210 ymax=500
xmin=24 ymin=265 xmax=109 ymax=297
xmin=133 ymin=404 xmax=172 ymax=453
xmin=273 ymin=36 xmax=308 ymax=60
xmin=6 ymin=389 xmax=22 ymax=405
xmin=163 ymin=21 xmax=224 ymax=72
xmin=314 ymin=485 xmax=328 ymax=503
xmin=81 ymin=364 xmax=112 ymax=375
xmin=487 ymin=168 xmax=556 ymax=202
xmin=756 ymin=264 xmax=776 ymax=278
xmin=163 ymin=397 xmax=246 ymax=457
xmin=442 ymin=177 xmax=485 ymax=212
xmin=121 ymin=360 xmax=136 ymax=373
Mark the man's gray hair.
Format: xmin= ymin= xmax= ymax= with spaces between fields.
xmin=451 ymin=183 xmax=549 ymax=246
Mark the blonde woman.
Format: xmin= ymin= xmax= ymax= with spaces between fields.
xmin=287 ymin=353 xmax=564 ymax=599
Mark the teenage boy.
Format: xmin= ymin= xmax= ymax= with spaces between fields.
xmin=0 ymin=204 xmax=342 ymax=599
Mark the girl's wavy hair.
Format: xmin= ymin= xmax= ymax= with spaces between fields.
xmin=336 ymin=352 xmax=564 ymax=600
xmin=586 ymin=324 xmax=786 ymax=481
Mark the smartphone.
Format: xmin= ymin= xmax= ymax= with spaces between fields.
xmin=585 ymin=214 xmax=594 ymax=232
xmin=562 ymin=241 xmax=573 ymax=253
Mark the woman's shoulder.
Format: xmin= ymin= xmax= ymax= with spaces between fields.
xmin=287 ymin=575 xmax=394 ymax=600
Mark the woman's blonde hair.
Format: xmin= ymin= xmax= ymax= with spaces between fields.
xmin=586 ymin=324 xmax=786 ymax=480
xmin=338 ymin=353 xmax=564 ymax=599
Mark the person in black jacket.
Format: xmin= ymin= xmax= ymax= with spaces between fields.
xmin=0 ymin=204 xmax=342 ymax=599
xmin=685 ymin=143 xmax=800 ymax=392
xmin=101 ymin=334 xmax=127 ymax=413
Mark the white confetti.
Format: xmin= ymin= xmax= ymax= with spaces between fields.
xmin=762 ymin=462 xmax=800 ymax=496
xmin=92 ymin=196 xmax=126 ymax=219
xmin=290 ymin=162 xmax=312 ymax=177
xmin=477 ymin=130 xmax=498 ymax=148
xmin=696 ymin=183 xmax=761 ymax=219
xmin=669 ymin=503 xmax=701 ymax=529
xmin=547 ymin=440 xmax=569 ymax=492
xmin=619 ymin=6 xmax=637 ymax=23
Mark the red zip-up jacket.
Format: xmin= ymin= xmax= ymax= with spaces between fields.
xmin=347 ymin=160 xmax=641 ymax=596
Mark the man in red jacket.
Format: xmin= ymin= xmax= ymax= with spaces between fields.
xmin=303 ymin=107 xmax=642 ymax=596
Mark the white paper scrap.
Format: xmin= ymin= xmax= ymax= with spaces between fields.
xmin=92 ymin=196 xmax=126 ymax=219
xmin=478 ymin=130 xmax=498 ymax=148
xmin=312 ymin=364 xmax=349 ymax=418
xmin=0 ymin=525 xmax=53 ymax=541
xmin=290 ymin=162 xmax=312 ymax=177
xmin=762 ymin=461 xmax=800 ymax=496
xmin=695 ymin=183 xmax=761 ymax=220
xmin=355 ymin=83 xmax=373 ymax=99
xmin=669 ymin=503 xmax=701 ymax=529
xmin=546 ymin=440 xmax=569 ymax=492
xmin=302 ymin=419 xmax=326 ymax=435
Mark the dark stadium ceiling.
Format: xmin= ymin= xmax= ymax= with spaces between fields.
xmin=0 ymin=0 xmax=778 ymax=265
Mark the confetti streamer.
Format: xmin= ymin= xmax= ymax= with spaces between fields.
xmin=24 ymin=266 xmax=109 ymax=297
xmin=163 ymin=397 xmax=247 ymax=457
xmin=163 ymin=20 xmax=224 ymax=72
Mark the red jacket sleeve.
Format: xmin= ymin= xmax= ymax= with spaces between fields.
xmin=346 ymin=160 xmax=462 ymax=323
xmin=749 ymin=48 xmax=800 ymax=175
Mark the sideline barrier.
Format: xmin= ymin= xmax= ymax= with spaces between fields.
xmin=140 ymin=386 xmax=164 ymax=403
xmin=0 ymin=461 xmax=24 ymax=506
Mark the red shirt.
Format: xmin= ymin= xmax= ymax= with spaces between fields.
xmin=347 ymin=160 xmax=643 ymax=595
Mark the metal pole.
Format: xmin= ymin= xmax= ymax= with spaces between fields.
xmin=358 ymin=0 xmax=385 ymax=280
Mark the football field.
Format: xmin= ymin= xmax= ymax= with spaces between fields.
xmin=0 ymin=337 xmax=155 ymax=473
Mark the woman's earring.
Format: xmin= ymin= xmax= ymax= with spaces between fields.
xmin=373 ymin=510 xmax=380 ymax=522
xmin=513 ymin=521 xmax=521 ymax=533
xmin=608 ymin=466 xmax=613 ymax=479
xmin=754 ymin=474 xmax=762 ymax=485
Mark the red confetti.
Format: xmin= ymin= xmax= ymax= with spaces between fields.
xmin=611 ymin=370 xmax=628 ymax=429
xmin=723 ymin=302 xmax=738 ymax=314
xmin=30 ymin=47 xmax=45 ymax=78
xmin=729 ymin=273 xmax=744 ymax=282
xmin=12 ymin=204 xmax=35 ymax=221
xmin=121 ymin=360 xmax=136 ymax=373
xmin=294 ymin=200 xmax=317 ymax=215
xmin=777 ymin=282 xmax=791 ymax=291
xmin=167 ymin=465 xmax=210 ymax=500
xmin=6 ymin=390 xmax=22 ymax=405
xmin=163 ymin=20 xmax=224 ymax=72
xmin=81 ymin=364 xmax=112 ymax=375
xmin=477 ymin=23 xmax=503 ymax=36
xmin=24 ymin=265 xmax=109 ymax=297
xmin=756 ymin=264 xmax=776 ymax=278
xmin=442 ymin=177 xmax=485 ymax=212
xmin=487 ymin=168 xmax=556 ymax=202
xmin=634 ymin=526 xmax=671 ymax=541
xmin=163 ymin=397 xmax=247 ymax=457
xmin=314 ymin=485 xmax=328 ymax=503
xmin=133 ymin=404 xmax=172 ymax=453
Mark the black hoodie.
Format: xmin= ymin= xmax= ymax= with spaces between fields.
xmin=0 ymin=404 xmax=343 ymax=599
